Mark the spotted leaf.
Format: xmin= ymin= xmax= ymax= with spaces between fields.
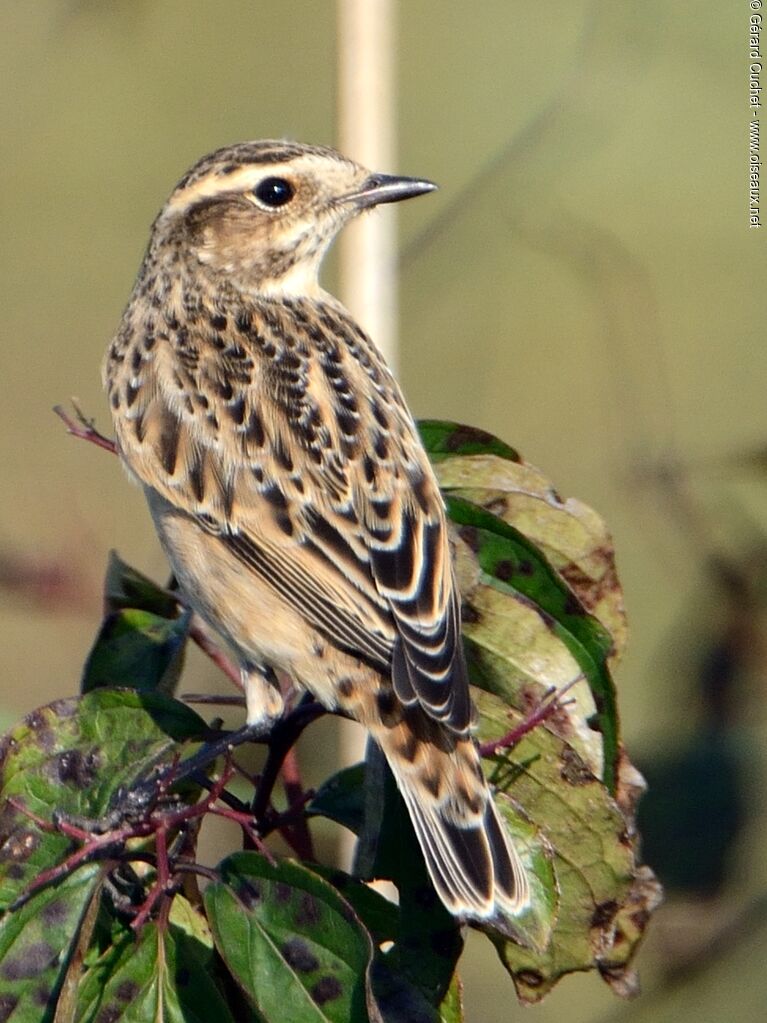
xmin=476 ymin=689 xmax=660 ymax=1004
xmin=204 ymin=853 xmax=380 ymax=1023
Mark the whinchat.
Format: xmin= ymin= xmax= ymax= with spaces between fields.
xmin=104 ymin=140 xmax=529 ymax=932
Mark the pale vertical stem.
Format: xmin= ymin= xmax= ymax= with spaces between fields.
xmin=336 ymin=0 xmax=397 ymax=370
xmin=335 ymin=0 xmax=397 ymax=869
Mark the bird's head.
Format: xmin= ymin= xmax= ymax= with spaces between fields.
xmin=149 ymin=140 xmax=437 ymax=296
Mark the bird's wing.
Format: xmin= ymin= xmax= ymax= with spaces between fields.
xmin=109 ymin=301 xmax=471 ymax=732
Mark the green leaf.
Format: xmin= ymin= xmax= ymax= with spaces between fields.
xmin=204 ymin=853 xmax=379 ymax=1023
xmin=431 ymin=446 xmax=627 ymax=662
xmin=0 ymin=864 xmax=102 ymax=1021
xmin=445 ymin=495 xmax=619 ymax=791
xmin=0 ymin=690 xmax=208 ymax=908
xmin=81 ymin=607 xmax=191 ymax=695
xmin=418 ymin=420 xmax=520 ymax=463
xmin=486 ymin=797 xmax=557 ymax=953
xmin=308 ymin=865 xmax=399 ymax=947
xmin=74 ymin=903 xmax=237 ymax=1023
xmin=312 ymin=758 xmax=462 ymax=1021
xmin=290 ymin=862 xmax=459 ymax=1023
xmin=461 ymin=585 xmax=606 ymax=783
xmin=368 ymin=955 xmax=456 ymax=1023
xmin=438 ymin=973 xmax=464 ymax=1023
xmin=104 ymin=550 xmax=178 ymax=617
xmin=308 ymin=762 xmax=366 ymax=837
xmin=475 ymin=689 xmax=655 ymax=1003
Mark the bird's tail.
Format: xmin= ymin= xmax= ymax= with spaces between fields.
xmin=368 ymin=708 xmax=530 ymax=932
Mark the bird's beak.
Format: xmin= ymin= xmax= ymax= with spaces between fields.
xmin=341 ymin=173 xmax=438 ymax=209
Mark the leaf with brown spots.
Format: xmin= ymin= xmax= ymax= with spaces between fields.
xmin=420 ymin=422 xmax=629 ymax=788
xmin=428 ymin=435 xmax=627 ymax=662
xmin=0 ymin=690 xmax=207 ymax=907
xmin=73 ymin=895 xmax=235 ymax=1022
xmin=204 ymin=853 xmax=381 ymax=1023
xmin=418 ymin=420 xmax=521 ymax=464
xmin=0 ymin=863 xmax=102 ymax=1021
xmin=475 ymin=689 xmax=660 ymax=1004
xmin=460 ymin=583 xmax=606 ymax=781
xmin=446 ymin=494 xmax=619 ymax=790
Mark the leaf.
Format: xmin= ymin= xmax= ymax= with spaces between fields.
xmin=312 ymin=757 xmax=462 ymax=1022
xmin=204 ymin=853 xmax=380 ymax=1023
xmin=429 ymin=440 xmax=627 ymax=660
xmin=418 ymin=420 xmax=520 ymax=463
xmin=82 ymin=553 xmax=191 ymax=696
xmin=368 ymin=955 xmax=459 ymax=1023
xmin=74 ymin=903 xmax=237 ymax=1023
xmin=308 ymin=763 xmax=366 ymax=837
xmin=437 ymin=973 xmax=464 ymax=1023
xmin=487 ymin=797 xmax=557 ymax=953
xmin=52 ymin=870 xmax=104 ymax=1020
xmin=303 ymin=863 xmax=461 ymax=1023
xmin=475 ymin=689 xmax=656 ymax=1003
xmin=0 ymin=864 xmax=102 ymax=1021
xmin=445 ymin=495 xmax=619 ymax=791
xmin=308 ymin=865 xmax=399 ymax=947
xmin=104 ymin=550 xmax=178 ymax=617
xmin=81 ymin=607 xmax=191 ymax=695
xmin=462 ymin=584 xmax=606 ymax=783
xmin=313 ymin=740 xmax=554 ymax=958
xmin=0 ymin=690 xmax=208 ymax=908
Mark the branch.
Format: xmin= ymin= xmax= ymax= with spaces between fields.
xmin=479 ymin=675 xmax=582 ymax=758
xmin=276 ymin=748 xmax=315 ymax=860
xmin=187 ymin=619 xmax=243 ymax=690
xmin=53 ymin=402 xmax=117 ymax=454
xmin=251 ymin=697 xmax=326 ymax=828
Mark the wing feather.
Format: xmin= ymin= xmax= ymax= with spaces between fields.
xmin=111 ymin=300 xmax=472 ymax=733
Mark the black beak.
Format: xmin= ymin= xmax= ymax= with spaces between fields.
xmin=341 ymin=173 xmax=438 ymax=209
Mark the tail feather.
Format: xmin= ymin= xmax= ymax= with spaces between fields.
xmin=374 ymin=718 xmax=530 ymax=931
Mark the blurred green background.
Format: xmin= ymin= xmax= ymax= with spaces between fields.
xmin=1 ymin=1 xmax=765 ymax=1019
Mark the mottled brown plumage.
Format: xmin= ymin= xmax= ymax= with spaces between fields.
xmin=104 ymin=140 xmax=529 ymax=930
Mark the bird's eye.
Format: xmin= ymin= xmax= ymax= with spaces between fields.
xmin=253 ymin=177 xmax=295 ymax=208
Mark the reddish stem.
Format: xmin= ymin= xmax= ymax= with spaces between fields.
xmin=187 ymin=621 xmax=242 ymax=690
xmin=278 ymin=748 xmax=315 ymax=860
xmin=53 ymin=404 xmax=117 ymax=455
xmin=479 ymin=677 xmax=582 ymax=758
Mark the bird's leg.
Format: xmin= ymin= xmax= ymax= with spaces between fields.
xmin=242 ymin=662 xmax=285 ymax=733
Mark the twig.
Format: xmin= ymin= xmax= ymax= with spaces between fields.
xmin=53 ymin=403 xmax=117 ymax=454
xmin=277 ymin=748 xmax=315 ymax=860
xmin=181 ymin=694 xmax=246 ymax=707
xmin=187 ymin=620 xmax=243 ymax=690
xmin=251 ymin=697 xmax=326 ymax=826
xmin=479 ymin=675 xmax=583 ymax=758
xmin=7 ymin=740 xmax=288 ymax=921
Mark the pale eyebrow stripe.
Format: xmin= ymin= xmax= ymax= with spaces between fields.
xmin=166 ymin=164 xmax=298 ymax=213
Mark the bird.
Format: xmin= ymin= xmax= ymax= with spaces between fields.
xmin=103 ymin=139 xmax=530 ymax=933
